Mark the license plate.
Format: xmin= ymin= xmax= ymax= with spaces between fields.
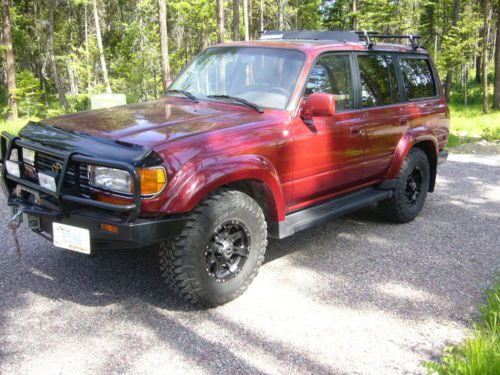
xmin=53 ymin=223 xmax=91 ymax=254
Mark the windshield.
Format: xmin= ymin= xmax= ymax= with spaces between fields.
xmin=170 ymin=47 xmax=305 ymax=110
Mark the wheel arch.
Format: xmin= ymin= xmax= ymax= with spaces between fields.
xmin=385 ymin=132 xmax=438 ymax=192
xmin=161 ymin=155 xmax=286 ymax=221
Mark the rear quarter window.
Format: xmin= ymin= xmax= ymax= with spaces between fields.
xmin=399 ymin=57 xmax=437 ymax=100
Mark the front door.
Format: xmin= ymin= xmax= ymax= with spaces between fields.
xmin=291 ymin=53 xmax=365 ymax=210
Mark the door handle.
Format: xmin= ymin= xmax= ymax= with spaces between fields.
xmin=399 ymin=117 xmax=409 ymax=126
xmin=351 ymin=126 xmax=364 ymax=136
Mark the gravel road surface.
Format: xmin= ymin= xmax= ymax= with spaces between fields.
xmin=1 ymin=154 xmax=499 ymax=375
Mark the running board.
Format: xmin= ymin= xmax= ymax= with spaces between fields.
xmin=269 ymin=188 xmax=393 ymax=239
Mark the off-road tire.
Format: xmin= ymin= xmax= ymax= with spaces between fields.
xmin=159 ymin=189 xmax=267 ymax=307
xmin=380 ymin=148 xmax=430 ymax=223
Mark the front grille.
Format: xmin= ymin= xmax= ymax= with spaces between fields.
xmin=34 ymin=152 xmax=91 ymax=197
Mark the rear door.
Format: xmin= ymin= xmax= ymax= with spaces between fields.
xmin=396 ymin=55 xmax=447 ymax=147
xmin=354 ymin=52 xmax=407 ymax=182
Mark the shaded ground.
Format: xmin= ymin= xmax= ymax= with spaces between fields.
xmin=0 ymin=154 xmax=499 ymax=375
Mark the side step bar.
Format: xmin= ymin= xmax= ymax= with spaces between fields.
xmin=269 ymin=188 xmax=393 ymax=239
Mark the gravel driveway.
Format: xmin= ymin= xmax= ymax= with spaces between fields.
xmin=1 ymin=154 xmax=499 ymax=375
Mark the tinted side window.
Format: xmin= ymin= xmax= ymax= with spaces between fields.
xmin=358 ymin=54 xmax=399 ymax=108
xmin=399 ymin=58 xmax=436 ymax=99
xmin=305 ymin=54 xmax=354 ymax=111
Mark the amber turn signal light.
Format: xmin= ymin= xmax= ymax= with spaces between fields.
xmin=100 ymin=223 xmax=119 ymax=233
xmin=95 ymin=194 xmax=132 ymax=206
xmin=137 ymin=167 xmax=167 ymax=196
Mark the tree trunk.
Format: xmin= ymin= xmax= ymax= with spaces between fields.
xmin=351 ymin=0 xmax=358 ymax=30
xmin=278 ymin=0 xmax=285 ymax=30
xmin=139 ymin=15 xmax=147 ymax=102
xmin=482 ymin=0 xmax=492 ymax=114
xmin=158 ymin=0 xmax=171 ymax=93
xmin=217 ymin=0 xmax=225 ymax=43
xmin=93 ymin=0 xmax=112 ymax=94
xmin=84 ymin=3 xmax=92 ymax=94
xmin=248 ymin=0 xmax=253 ymax=38
xmin=260 ymin=0 xmax=264 ymax=33
xmin=444 ymin=0 xmax=460 ymax=101
xmin=243 ymin=0 xmax=249 ymax=41
xmin=493 ymin=6 xmax=500 ymax=110
xmin=232 ymin=0 xmax=240 ymax=41
xmin=476 ymin=40 xmax=482 ymax=83
xmin=464 ymin=67 xmax=468 ymax=106
xmin=2 ymin=0 xmax=18 ymax=120
xmin=48 ymin=0 xmax=71 ymax=112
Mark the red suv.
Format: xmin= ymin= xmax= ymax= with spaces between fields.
xmin=1 ymin=31 xmax=449 ymax=306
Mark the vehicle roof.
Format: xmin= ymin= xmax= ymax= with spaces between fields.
xmin=214 ymin=39 xmax=428 ymax=55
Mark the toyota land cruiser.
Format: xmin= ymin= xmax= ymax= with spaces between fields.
xmin=0 ymin=31 xmax=449 ymax=306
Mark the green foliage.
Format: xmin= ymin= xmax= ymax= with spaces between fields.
xmin=440 ymin=3 xmax=482 ymax=74
xmin=358 ymin=0 xmax=401 ymax=33
xmin=0 ymin=0 xmax=498 ymax=130
xmin=15 ymin=70 xmax=45 ymax=118
xmin=426 ymin=281 xmax=500 ymax=375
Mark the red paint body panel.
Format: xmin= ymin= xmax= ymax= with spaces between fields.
xmin=40 ymin=40 xmax=449 ymax=222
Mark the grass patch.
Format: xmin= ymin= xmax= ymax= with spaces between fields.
xmin=426 ymin=280 xmax=500 ymax=375
xmin=450 ymin=104 xmax=500 ymax=142
xmin=0 ymin=118 xmax=35 ymax=136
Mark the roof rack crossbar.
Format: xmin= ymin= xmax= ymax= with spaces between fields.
xmin=356 ymin=31 xmax=422 ymax=51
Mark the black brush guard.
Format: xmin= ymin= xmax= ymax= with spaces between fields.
xmin=0 ymin=131 xmax=141 ymax=222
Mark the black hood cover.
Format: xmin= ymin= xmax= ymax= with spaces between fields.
xmin=18 ymin=121 xmax=161 ymax=167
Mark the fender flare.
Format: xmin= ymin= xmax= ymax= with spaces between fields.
xmin=384 ymin=130 xmax=438 ymax=181
xmin=161 ymin=155 xmax=286 ymax=221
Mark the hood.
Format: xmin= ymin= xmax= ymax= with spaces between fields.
xmin=40 ymin=97 xmax=269 ymax=149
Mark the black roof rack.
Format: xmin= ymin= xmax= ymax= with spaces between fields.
xmin=356 ymin=31 xmax=423 ymax=51
xmin=259 ymin=30 xmax=424 ymax=51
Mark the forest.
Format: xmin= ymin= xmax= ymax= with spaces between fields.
xmin=1 ymin=0 xmax=500 ymax=141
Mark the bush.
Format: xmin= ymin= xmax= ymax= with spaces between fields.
xmin=68 ymin=94 xmax=91 ymax=112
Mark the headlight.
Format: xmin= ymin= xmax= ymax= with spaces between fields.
xmin=38 ymin=172 xmax=57 ymax=192
xmin=9 ymin=148 xmax=18 ymax=161
xmin=138 ymin=167 xmax=167 ymax=195
xmin=5 ymin=160 xmax=20 ymax=178
xmin=88 ymin=166 xmax=132 ymax=194
xmin=5 ymin=149 xmax=20 ymax=177
xmin=22 ymin=148 xmax=36 ymax=165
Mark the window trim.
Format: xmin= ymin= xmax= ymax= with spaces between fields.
xmin=395 ymin=54 xmax=440 ymax=102
xmin=353 ymin=51 xmax=402 ymax=109
xmin=295 ymin=51 xmax=359 ymax=115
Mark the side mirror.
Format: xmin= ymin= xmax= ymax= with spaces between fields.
xmin=165 ymin=79 xmax=173 ymax=89
xmin=301 ymin=93 xmax=336 ymax=120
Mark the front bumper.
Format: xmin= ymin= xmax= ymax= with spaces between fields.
xmin=8 ymin=199 xmax=187 ymax=252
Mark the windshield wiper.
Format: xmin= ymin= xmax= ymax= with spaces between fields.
xmin=164 ymin=89 xmax=199 ymax=102
xmin=207 ymin=95 xmax=264 ymax=113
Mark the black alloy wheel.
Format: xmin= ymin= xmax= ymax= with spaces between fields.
xmin=405 ymin=167 xmax=423 ymax=206
xmin=205 ymin=220 xmax=251 ymax=282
